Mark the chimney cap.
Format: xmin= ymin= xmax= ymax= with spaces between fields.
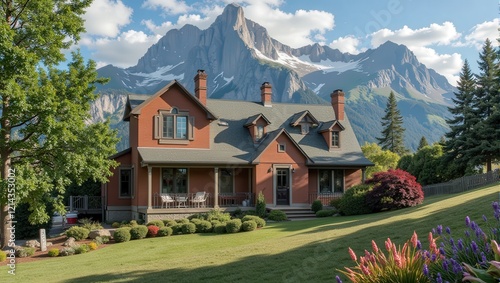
xmin=262 ymin=82 xmax=271 ymax=86
xmin=333 ymin=89 xmax=343 ymax=93
xmin=197 ymin=69 xmax=205 ymax=73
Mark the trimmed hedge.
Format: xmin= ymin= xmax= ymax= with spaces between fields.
xmin=195 ymin=220 xmax=213 ymax=233
xmin=316 ymin=210 xmax=336 ymax=217
xmin=225 ymin=219 xmax=242 ymax=233
xmin=241 ymin=220 xmax=257 ymax=232
xmin=65 ymin=226 xmax=90 ymax=241
xmin=130 ymin=225 xmax=149 ymax=240
xmin=181 ymin=223 xmax=196 ymax=234
xmin=47 ymin=249 xmax=59 ymax=257
xmin=214 ymin=223 xmax=227 ymax=234
xmin=147 ymin=220 xmax=165 ymax=228
xmin=113 ymin=227 xmax=132 ymax=243
xmin=338 ymin=184 xmax=372 ymax=216
xmin=241 ymin=215 xmax=266 ymax=228
xmin=157 ymin=227 xmax=173 ymax=237
xmin=311 ymin=199 xmax=323 ymax=213
xmin=268 ymin=210 xmax=287 ymax=221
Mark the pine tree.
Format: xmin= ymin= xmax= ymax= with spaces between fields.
xmin=377 ymin=91 xmax=407 ymax=156
xmin=444 ymin=60 xmax=477 ymax=176
xmin=418 ymin=136 xmax=429 ymax=150
xmin=467 ymin=39 xmax=500 ymax=171
xmin=0 ymin=1 xmax=118 ymax=248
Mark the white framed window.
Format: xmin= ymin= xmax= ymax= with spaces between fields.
xmin=278 ymin=143 xmax=286 ymax=152
xmin=154 ymin=108 xmax=194 ymax=143
xmin=331 ymin=131 xmax=340 ymax=147
xmin=255 ymin=125 xmax=264 ymax=141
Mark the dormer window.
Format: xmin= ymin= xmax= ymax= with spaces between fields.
xmin=332 ymin=131 xmax=340 ymax=147
xmin=256 ymin=125 xmax=264 ymax=141
xmin=290 ymin=110 xmax=319 ymax=135
xmin=154 ymin=107 xmax=194 ymax=144
xmin=244 ymin=113 xmax=271 ymax=143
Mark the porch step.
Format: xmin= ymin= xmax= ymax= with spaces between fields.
xmin=268 ymin=207 xmax=317 ymax=220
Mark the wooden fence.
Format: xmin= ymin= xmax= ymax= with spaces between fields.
xmin=422 ymin=169 xmax=500 ymax=196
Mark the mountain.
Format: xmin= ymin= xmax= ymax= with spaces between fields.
xmin=94 ymin=3 xmax=456 ymax=151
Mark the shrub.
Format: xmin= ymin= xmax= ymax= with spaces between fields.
xmin=311 ymin=199 xmax=323 ymax=213
xmin=60 ymin=247 xmax=75 ymax=256
xmin=129 ymin=220 xmax=139 ymax=227
xmin=78 ymin=218 xmax=103 ymax=231
xmin=113 ymin=227 xmax=131 ymax=243
xmin=329 ymin=198 xmax=342 ymax=209
xmin=130 ymin=225 xmax=149 ymax=240
xmin=214 ymin=223 xmax=227 ymax=234
xmin=268 ymin=210 xmax=287 ymax=221
xmin=241 ymin=215 xmax=266 ymax=228
xmin=337 ymin=232 xmax=428 ymax=283
xmin=256 ymin=192 xmax=267 ymax=218
xmin=88 ymin=242 xmax=98 ymax=250
xmin=191 ymin=209 xmax=232 ymax=222
xmin=65 ymin=226 xmax=90 ymax=241
xmin=147 ymin=225 xmax=160 ymax=237
xmin=94 ymin=236 xmax=110 ymax=245
xmin=316 ymin=210 xmax=336 ymax=217
xmin=225 ymin=219 xmax=242 ymax=233
xmin=337 ymin=184 xmax=372 ymax=216
xmin=241 ymin=220 xmax=257 ymax=232
xmin=0 ymin=250 xmax=7 ymax=262
xmin=163 ymin=219 xmax=177 ymax=227
xmin=74 ymin=244 xmax=90 ymax=254
xmin=181 ymin=223 xmax=196 ymax=234
xmin=146 ymin=220 xmax=165 ymax=228
xmin=365 ymin=169 xmax=424 ymax=212
xmin=195 ymin=220 xmax=213 ymax=233
xmin=157 ymin=227 xmax=173 ymax=237
xmin=15 ymin=247 xmax=35 ymax=258
xmin=171 ymin=224 xmax=183 ymax=235
xmin=176 ymin=218 xmax=190 ymax=224
xmin=47 ymin=249 xmax=59 ymax=257
xmin=111 ymin=222 xmax=121 ymax=228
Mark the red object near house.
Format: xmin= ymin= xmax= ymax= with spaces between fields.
xmin=101 ymin=70 xmax=374 ymax=222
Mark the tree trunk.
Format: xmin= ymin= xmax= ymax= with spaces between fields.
xmin=1 ymin=155 xmax=12 ymax=249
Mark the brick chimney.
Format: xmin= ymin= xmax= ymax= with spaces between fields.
xmin=260 ymin=82 xmax=272 ymax=107
xmin=331 ymin=89 xmax=345 ymax=120
xmin=194 ymin=69 xmax=208 ymax=105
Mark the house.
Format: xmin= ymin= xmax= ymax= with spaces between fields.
xmin=102 ymin=70 xmax=373 ymax=222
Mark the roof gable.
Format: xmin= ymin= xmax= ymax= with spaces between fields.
xmin=252 ymin=128 xmax=312 ymax=164
xmin=123 ymin=80 xmax=218 ymax=121
xmin=290 ymin=110 xmax=319 ymax=127
xmin=244 ymin=113 xmax=271 ymax=127
xmin=318 ymin=120 xmax=345 ymax=133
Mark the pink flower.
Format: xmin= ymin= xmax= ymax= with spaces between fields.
xmin=371 ymin=240 xmax=379 ymax=253
xmin=348 ymin=247 xmax=357 ymax=262
xmin=385 ymin=238 xmax=393 ymax=252
xmin=410 ymin=231 xmax=418 ymax=248
xmin=361 ymin=264 xmax=371 ymax=275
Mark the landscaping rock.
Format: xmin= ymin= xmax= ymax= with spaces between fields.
xmin=88 ymin=229 xmax=111 ymax=239
xmin=25 ymin=240 xmax=40 ymax=248
xmin=63 ymin=237 xmax=77 ymax=247
xmin=46 ymin=242 xmax=53 ymax=247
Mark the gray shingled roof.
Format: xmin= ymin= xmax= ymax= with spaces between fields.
xmin=136 ymin=95 xmax=373 ymax=167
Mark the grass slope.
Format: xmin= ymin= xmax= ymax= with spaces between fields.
xmin=2 ymin=183 xmax=499 ymax=283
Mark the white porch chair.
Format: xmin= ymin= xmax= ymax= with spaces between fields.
xmin=190 ymin=192 xmax=208 ymax=208
xmin=160 ymin=194 xmax=175 ymax=208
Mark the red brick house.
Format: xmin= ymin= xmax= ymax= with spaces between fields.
xmin=102 ymin=70 xmax=373 ymax=222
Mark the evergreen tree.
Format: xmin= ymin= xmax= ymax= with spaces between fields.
xmin=418 ymin=136 xmax=429 ymax=150
xmin=444 ymin=60 xmax=477 ymax=177
xmin=468 ymin=39 xmax=500 ymax=171
xmin=376 ymin=91 xmax=407 ymax=156
xmin=0 ymin=1 xmax=118 ymax=248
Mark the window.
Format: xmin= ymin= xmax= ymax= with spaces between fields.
xmin=331 ymin=131 xmax=340 ymax=147
xmin=219 ymin=169 xmax=234 ymax=194
xmin=120 ymin=168 xmax=133 ymax=198
xmin=318 ymin=169 xmax=344 ymax=193
xmin=255 ymin=125 xmax=264 ymax=141
xmin=300 ymin=123 xmax=310 ymax=134
xmin=278 ymin=143 xmax=286 ymax=152
xmin=161 ymin=168 xmax=187 ymax=194
xmin=154 ymin=108 xmax=194 ymax=143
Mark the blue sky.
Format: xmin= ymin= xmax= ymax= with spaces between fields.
xmin=76 ymin=0 xmax=499 ymax=85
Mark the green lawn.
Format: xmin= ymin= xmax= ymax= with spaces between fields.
xmin=2 ymin=183 xmax=500 ymax=283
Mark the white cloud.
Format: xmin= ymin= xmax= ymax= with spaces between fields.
xmin=369 ymin=22 xmax=463 ymax=86
xmin=329 ymin=36 xmax=362 ymax=54
xmin=142 ymin=0 xmax=191 ymax=15
xmin=83 ymin=0 xmax=132 ymax=37
xmin=82 ymin=31 xmax=161 ymax=68
xmin=463 ymin=19 xmax=500 ymax=49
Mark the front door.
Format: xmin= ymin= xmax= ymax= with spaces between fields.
xmin=276 ymin=168 xmax=290 ymax=205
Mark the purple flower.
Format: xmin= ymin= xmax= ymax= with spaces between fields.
xmin=471 ymin=241 xmax=479 ymax=254
xmin=465 ymin=216 xmax=471 ymax=227
xmin=437 ymin=225 xmax=443 ymax=235
xmin=458 ymin=239 xmax=464 ymax=250
xmin=442 ymin=260 xmax=449 ymax=271
xmin=482 ymin=215 xmax=488 ymax=222
xmin=439 ymin=247 xmax=446 ymax=255
xmin=446 ymin=227 xmax=451 ymax=234
xmin=423 ymin=264 xmax=429 ymax=276
xmin=417 ymin=240 xmax=422 ymax=250
xmin=465 ymin=230 xmax=471 ymax=238
xmin=449 ymin=237 xmax=454 ymax=246
xmin=436 ymin=272 xmax=443 ymax=283
xmin=335 ymin=275 xmax=343 ymax=283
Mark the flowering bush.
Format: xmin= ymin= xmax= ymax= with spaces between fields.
xmin=147 ymin=225 xmax=160 ymax=237
xmin=337 ymin=232 xmax=429 ymax=282
xmin=365 ymin=169 xmax=424 ymax=212
xmin=423 ymin=202 xmax=500 ymax=282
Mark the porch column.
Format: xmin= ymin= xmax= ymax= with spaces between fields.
xmin=214 ymin=167 xmax=219 ymax=208
xmin=147 ymin=166 xmax=152 ymax=209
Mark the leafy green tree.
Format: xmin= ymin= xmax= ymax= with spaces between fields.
xmin=0 ymin=1 xmax=118 ymax=248
xmin=444 ymin=60 xmax=477 ymax=177
xmin=468 ymin=39 xmax=500 ymax=172
xmin=361 ymin=142 xmax=400 ymax=178
xmin=376 ymin=91 xmax=407 ymax=156
xmin=417 ymin=136 xmax=429 ymax=150
xmin=407 ymin=143 xmax=446 ymax=186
